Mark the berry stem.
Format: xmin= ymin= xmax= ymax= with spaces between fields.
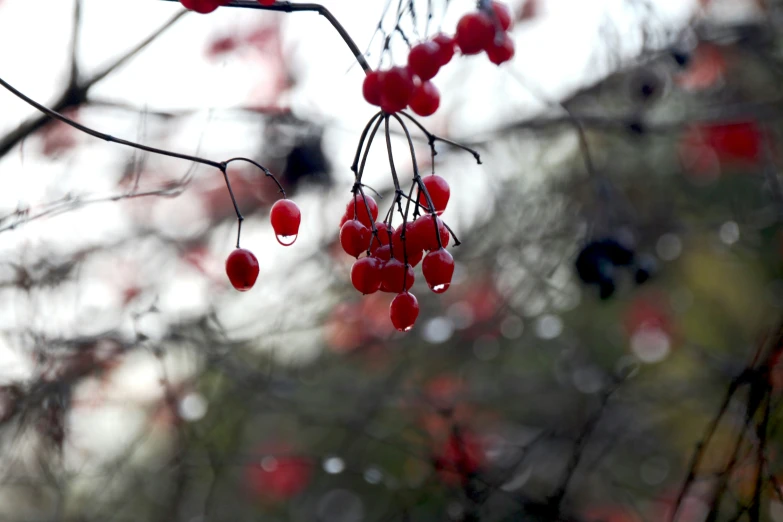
xmin=224 ymin=157 xmax=286 ymax=197
xmin=220 ymin=167 xmax=245 ymax=248
xmin=384 ymin=115 xmax=403 ymax=193
xmin=159 ymin=0 xmax=371 ymax=74
xmin=399 ymin=111 xmax=483 ymax=165
xmin=351 ymin=112 xmax=384 ymax=176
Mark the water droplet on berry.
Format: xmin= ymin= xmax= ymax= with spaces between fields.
xmin=276 ymin=233 xmax=298 ymax=246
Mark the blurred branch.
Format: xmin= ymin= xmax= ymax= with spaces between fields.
xmin=159 ymin=0 xmax=371 ymax=73
xmin=0 ymin=9 xmax=187 ymax=159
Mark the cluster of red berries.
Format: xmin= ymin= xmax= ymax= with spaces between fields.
xmin=178 ymin=0 xmax=274 ymax=14
xmin=338 ymin=175 xmax=455 ymax=332
xmin=224 ymin=199 xmax=301 ymax=292
xmin=362 ymin=1 xmax=514 ymax=116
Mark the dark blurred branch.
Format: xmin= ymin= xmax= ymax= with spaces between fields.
xmin=0 ymin=10 xmax=186 ymax=159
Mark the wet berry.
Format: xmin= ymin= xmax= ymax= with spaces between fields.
xmin=418 ymin=175 xmax=450 ymax=215
xmin=225 ymin=248 xmax=260 ymax=291
xmin=340 ymin=219 xmax=372 ymax=258
xmin=381 ymin=259 xmax=415 ymax=293
xmin=270 ymin=199 xmax=301 ymax=246
xmin=351 ymin=256 xmax=384 ymax=295
xmin=422 ymin=248 xmax=455 ymax=294
xmin=345 ymin=194 xmax=379 ymax=228
xmin=390 ymin=292 xmax=420 ymax=332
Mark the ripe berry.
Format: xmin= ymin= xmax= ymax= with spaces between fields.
xmin=270 ymin=199 xmax=301 ymax=246
xmin=490 ymin=1 xmax=513 ymax=31
xmin=455 ymin=12 xmax=495 ymax=55
xmin=225 ymin=248 xmax=260 ymax=292
xmin=351 ymin=256 xmax=383 ymax=295
xmin=418 ymin=175 xmax=450 ymax=215
xmin=338 ymin=211 xmax=351 ymax=229
xmin=408 ymin=42 xmax=442 ymax=81
xmin=340 ymin=219 xmax=371 ymax=258
xmin=392 ymin=224 xmax=424 ymax=266
xmin=346 ymin=194 xmax=379 ymax=228
xmin=486 ymin=34 xmax=515 ymax=65
xmin=380 ymin=66 xmax=415 ymax=114
xmin=432 ymin=33 xmax=456 ymax=66
xmin=390 ymin=292 xmax=420 ymax=332
xmin=180 ymin=0 xmax=226 ymax=13
xmin=422 ymin=248 xmax=455 ymax=294
xmin=372 ymin=244 xmax=392 ymax=262
xmin=258 ymin=0 xmax=276 ymax=5
xmin=381 ymin=259 xmax=415 ymax=293
xmin=362 ymin=70 xmax=384 ymax=106
xmin=410 ymin=215 xmax=450 ymax=251
xmin=369 ymin=222 xmax=394 ymax=254
xmin=409 ymin=81 xmax=440 ymax=117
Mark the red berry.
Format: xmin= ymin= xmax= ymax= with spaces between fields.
xmin=258 ymin=0 xmax=276 ymax=5
xmin=408 ymin=42 xmax=442 ymax=81
xmin=455 ymin=12 xmax=495 ymax=55
xmin=372 ymin=244 xmax=392 ymax=262
xmin=345 ymin=194 xmax=379 ymax=228
xmin=340 ymin=219 xmax=371 ymax=258
xmin=362 ymin=70 xmax=384 ymax=106
xmin=409 ymin=81 xmax=440 ymax=117
xmin=486 ymin=33 xmax=515 ymax=65
xmin=390 ymin=292 xmax=420 ymax=332
xmin=270 ymin=199 xmax=301 ymax=246
xmin=245 ymin=450 xmax=312 ymax=501
xmin=422 ymin=248 xmax=455 ymax=293
xmin=490 ymin=1 xmax=513 ymax=31
xmin=432 ymin=33 xmax=456 ymax=66
xmin=418 ymin=175 xmax=450 ymax=215
xmin=225 ymin=248 xmax=260 ymax=291
xmin=351 ymin=256 xmax=384 ymax=295
xmin=392 ymin=224 xmax=425 ymax=266
xmin=380 ymin=66 xmax=415 ymax=114
xmin=369 ymin=222 xmax=394 ymax=254
xmin=410 ymin=215 xmax=450 ymax=251
xmin=381 ymin=259 xmax=415 ymax=293
xmin=180 ymin=0 xmax=225 ymax=13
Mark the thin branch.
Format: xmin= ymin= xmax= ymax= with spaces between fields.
xmin=159 ymin=0 xmax=371 ymax=73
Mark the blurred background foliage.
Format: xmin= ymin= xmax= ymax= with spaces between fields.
xmin=0 ymin=0 xmax=783 ymax=521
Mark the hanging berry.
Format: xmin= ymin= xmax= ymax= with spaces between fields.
xmin=351 ymin=257 xmax=384 ymax=295
xmin=390 ymin=292 xmax=420 ymax=332
xmin=225 ymin=248 xmax=260 ymax=291
xmin=422 ymin=248 xmax=455 ymax=294
xmin=270 ymin=199 xmax=302 ymax=246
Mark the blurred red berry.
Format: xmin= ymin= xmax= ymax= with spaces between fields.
xmin=409 ymin=81 xmax=441 ymax=117
xmin=423 ymin=248 xmax=455 ymax=294
xmin=432 ymin=33 xmax=456 ymax=66
xmin=245 ymin=450 xmax=312 ymax=501
xmin=390 ymin=291 xmax=420 ymax=332
xmin=225 ymin=248 xmax=260 ymax=291
xmin=486 ymin=33 xmax=515 ymax=65
xmin=180 ymin=0 xmax=226 ymax=14
xmin=351 ymin=256 xmax=384 ymax=294
xmin=418 ymin=174 xmax=450 ymax=215
xmin=258 ymin=0 xmax=276 ymax=5
xmin=408 ymin=41 xmax=442 ymax=81
xmin=270 ymin=199 xmax=301 ymax=246
xmin=340 ymin=219 xmax=372 ymax=258
xmin=455 ymin=12 xmax=494 ymax=55
xmin=362 ymin=70 xmax=384 ymax=106
xmin=490 ymin=1 xmax=513 ymax=31
xmin=380 ymin=66 xmax=415 ymax=113
xmin=435 ymin=431 xmax=484 ymax=485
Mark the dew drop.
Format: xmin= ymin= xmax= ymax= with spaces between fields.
xmin=276 ymin=233 xmax=298 ymax=246
xmin=431 ymin=283 xmax=449 ymax=293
